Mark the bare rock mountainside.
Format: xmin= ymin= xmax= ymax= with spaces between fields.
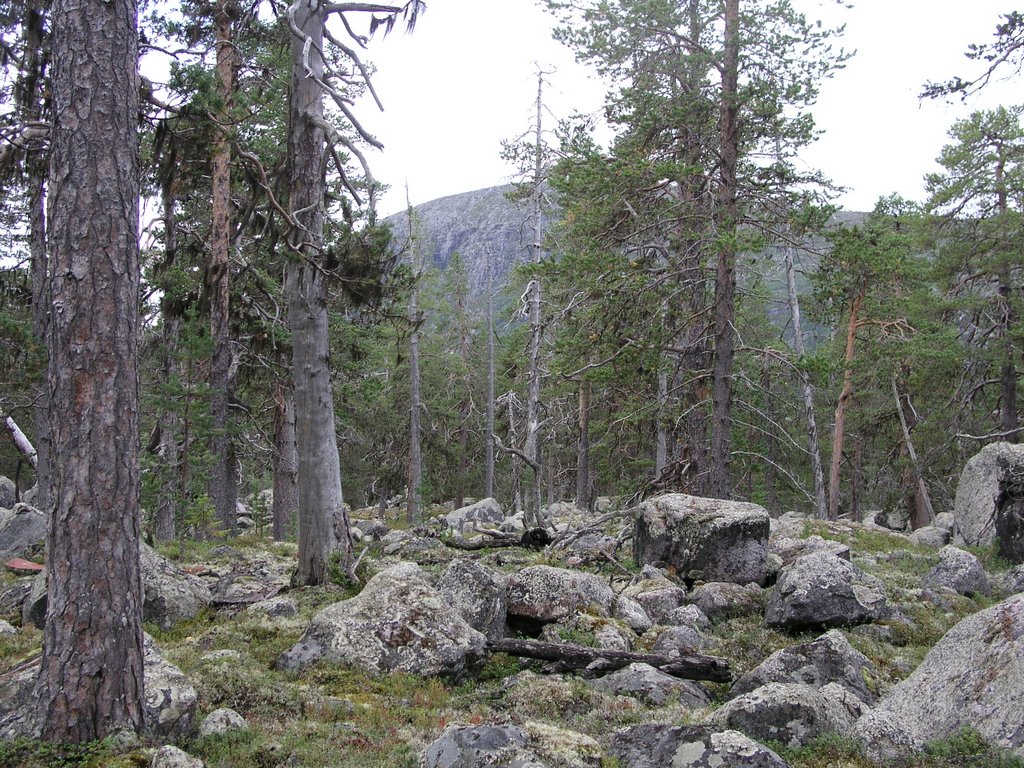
xmin=385 ymin=185 xmax=866 ymax=333
xmin=385 ymin=185 xmax=536 ymax=296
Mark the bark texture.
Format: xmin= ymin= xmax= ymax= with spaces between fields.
xmin=208 ymin=0 xmax=238 ymax=533
xmin=287 ymin=0 xmax=347 ymax=584
xmin=709 ymin=0 xmax=740 ymax=501
xmin=828 ymin=278 xmax=866 ymax=521
xmin=38 ymin=0 xmax=145 ymax=740
xmin=272 ymin=384 xmax=299 ymax=541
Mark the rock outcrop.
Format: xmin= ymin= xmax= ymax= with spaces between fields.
xmin=870 ymin=593 xmax=1024 ymax=755
xmin=0 ymin=503 xmax=45 ymax=560
xmin=505 ymin=564 xmax=614 ymax=634
xmin=764 ymin=552 xmax=888 ymax=631
xmin=608 ymin=724 xmax=791 ymax=768
xmin=953 ymin=442 xmax=1024 ymax=561
xmin=728 ymin=629 xmax=880 ymax=704
xmin=277 ymin=562 xmax=486 ymax=680
xmin=633 ymin=494 xmax=770 ymax=585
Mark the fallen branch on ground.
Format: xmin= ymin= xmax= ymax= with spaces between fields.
xmin=486 ymin=637 xmax=731 ymax=683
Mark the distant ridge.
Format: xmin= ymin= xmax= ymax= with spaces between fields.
xmin=385 ymin=184 xmax=868 ymax=325
xmin=384 ymin=185 xmax=537 ymax=297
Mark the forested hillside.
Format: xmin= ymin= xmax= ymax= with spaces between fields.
xmin=0 ymin=0 xmax=1023 ymax=761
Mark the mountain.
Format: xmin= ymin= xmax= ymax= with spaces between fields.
xmin=385 ymin=185 xmax=868 ymax=328
xmin=384 ymin=184 xmax=537 ymax=297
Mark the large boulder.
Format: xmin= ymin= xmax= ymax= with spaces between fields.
xmin=728 ymin=629 xmax=880 ymax=704
xmin=586 ymin=662 xmax=711 ymax=708
xmin=423 ymin=722 xmax=601 ymax=768
xmin=422 ymin=724 xmax=531 ymax=767
xmin=770 ymin=535 xmax=850 ymax=567
xmin=139 ymin=543 xmax=213 ymax=629
xmin=0 ymin=476 xmax=16 ymax=509
xmin=197 ymin=707 xmax=248 ymax=738
xmin=954 ymin=442 xmax=1024 ymax=561
xmin=23 ymin=544 xmax=213 ymax=630
xmin=143 ymin=634 xmax=200 ymax=740
xmin=851 ymin=709 xmax=924 ymax=766
xmin=687 ymin=582 xmax=763 ymax=622
xmin=505 ymin=565 xmax=614 ymax=634
xmin=764 ymin=552 xmax=888 ymax=632
xmin=633 ymin=494 xmax=770 ymax=585
xmin=921 ymin=545 xmax=991 ymax=598
xmin=710 ymin=682 xmax=857 ymax=749
xmin=909 ymin=525 xmax=951 ymax=548
xmin=871 ymin=593 xmax=1024 ymax=755
xmin=277 ymin=562 xmax=486 ymax=680
xmin=444 ymin=498 xmax=504 ymax=533
xmin=436 ymin=559 xmax=506 ymax=641
xmin=0 ymin=503 xmax=45 ymax=560
xmin=620 ymin=581 xmax=687 ymax=624
xmin=609 ymin=724 xmax=791 ymax=768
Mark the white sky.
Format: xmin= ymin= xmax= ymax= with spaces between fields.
xmin=356 ymin=1 xmax=1020 ymax=218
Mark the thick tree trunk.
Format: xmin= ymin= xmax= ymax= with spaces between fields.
xmin=828 ymin=279 xmax=866 ymax=521
xmin=784 ymin=247 xmax=827 ymax=519
xmin=287 ymin=0 xmax=347 ymax=584
xmin=37 ymin=0 xmax=144 ymax=740
xmin=209 ymin=0 xmax=238 ymax=534
xmin=272 ymin=384 xmax=299 ymax=540
xmin=709 ymin=0 xmax=740 ymax=501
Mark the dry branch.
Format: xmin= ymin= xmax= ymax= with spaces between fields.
xmin=486 ymin=637 xmax=731 ymax=683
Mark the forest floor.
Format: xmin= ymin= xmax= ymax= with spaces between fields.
xmin=0 ymin=512 xmax=1022 ymax=768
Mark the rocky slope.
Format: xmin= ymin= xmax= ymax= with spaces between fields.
xmin=0 ymin=475 xmax=1022 ymax=768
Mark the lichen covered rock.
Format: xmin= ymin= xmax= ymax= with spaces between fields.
xmin=277 ymin=562 xmax=486 ymax=681
xmin=633 ymin=494 xmax=770 ymax=585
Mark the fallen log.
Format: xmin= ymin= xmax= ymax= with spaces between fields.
xmin=486 ymin=637 xmax=731 ymax=683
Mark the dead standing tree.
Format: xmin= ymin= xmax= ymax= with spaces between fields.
xmin=284 ymin=0 xmax=423 ymax=585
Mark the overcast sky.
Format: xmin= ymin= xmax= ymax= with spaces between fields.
xmin=354 ymin=1 xmax=1020 ymax=218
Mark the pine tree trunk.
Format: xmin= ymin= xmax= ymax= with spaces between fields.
xmin=656 ymin=370 xmax=668 ymax=477
xmin=485 ymin=257 xmax=496 ymax=499
xmin=891 ymin=374 xmax=934 ymax=529
xmin=997 ymin=264 xmax=1019 ymax=441
xmin=209 ymin=0 xmax=237 ymax=534
xmin=828 ymin=279 xmax=866 ymax=521
xmin=407 ymin=275 xmax=422 ymax=524
xmin=524 ymin=72 xmax=545 ymax=526
xmin=272 ymin=384 xmax=299 ymax=541
xmin=784 ymin=247 xmax=827 ymax=519
xmin=576 ymin=380 xmax=591 ymax=510
xmin=287 ymin=0 xmax=347 ymax=585
xmin=38 ymin=0 xmax=144 ymax=740
xmin=29 ymin=172 xmax=50 ymax=512
xmin=709 ymin=0 xmax=740 ymax=501
xmin=155 ymin=178 xmax=180 ymax=542
xmin=155 ymin=314 xmax=181 ymax=542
